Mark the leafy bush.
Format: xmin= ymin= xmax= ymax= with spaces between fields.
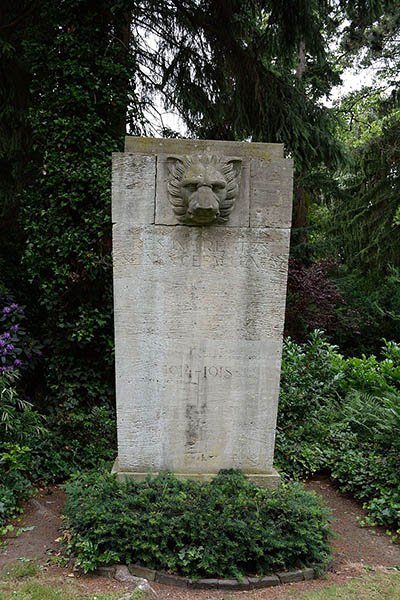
xmin=285 ymin=260 xmax=400 ymax=357
xmin=278 ymin=330 xmax=343 ymax=426
xmin=275 ymin=333 xmax=400 ymax=538
xmin=338 ymin=390 xmax=400 ymax=449
xmin=275 ymin=331 xmax=344 ymax=478
xmin=26 ymin=404 xmax=117 ymax=484
xmin=284 ymin=259 xmax=359 ymax=343
xmin=0 ymin=443 xmax=33 ymax=532
xmin=339 ymin=346 xmax=400 ymax=396
xmin=0 ymin=371 xmax=46 ymax=439
xmin=16 ymin=0 xmax=134 ymax=412
xmin=333 ymin=266 xmax=400 ymax=356
xmin=0 ymin=365 xmax=116 ymax=530
xmin=0 ymin=378 xmax=33 ymax=529
xmin=0 ymin=372 xmax=45 ymax=529
xmin=63 ymin=470 xmax=331 ymax=577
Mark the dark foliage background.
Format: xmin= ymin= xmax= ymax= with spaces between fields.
xmin=0 ymin=0 xmax=399 ymax=541
xmin=1 ymin=0 xmax=398 ymax=414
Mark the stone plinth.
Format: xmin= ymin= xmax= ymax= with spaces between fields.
xmin=111 ymin=137 xmax=293 ymax=487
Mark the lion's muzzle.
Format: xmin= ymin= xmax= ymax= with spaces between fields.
xmin=187 ymin=185 xmax=220 ymax=224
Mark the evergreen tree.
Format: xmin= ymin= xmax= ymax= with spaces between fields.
xmin=332 ymin=93 xmax=400 ymax=272
xmin=149 ymin=0 xmax=395 ymax=233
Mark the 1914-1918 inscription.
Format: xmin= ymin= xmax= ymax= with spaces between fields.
xmin=164 ymin=364 xmax=233 ymax=380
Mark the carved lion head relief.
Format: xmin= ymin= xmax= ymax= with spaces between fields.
xmin=166 ymin=154 xmax=241 ymax=225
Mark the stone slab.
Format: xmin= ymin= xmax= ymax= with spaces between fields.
xmin=112 ymin=154 xmax=155 ymax=225
xmin=190 ymin=578 xmax=220 ymax=589
xmin=113 ymin=224 xmax=290 ymax=476
xmin=112 ymin=460 xmax=281 ymax=488
xmin=155 ymin=572 xmax=188 ymax=587
xmin=112 ymin=138 xmax=292 ymax=485
xmin=302 ymin=568 xmax=315 ymax=581
xmin=278 ymin=570 xmax=304 ymax=584
xmin=248 ymin=575 xmax=280 ymax=588
xmin=95 ymin=566 xmax=117 ymax=579
xmin=246 ymin=469 xmax=281 ymax=488
xmin=109 ymin=566 xmax=317 ymax=590
xmin=129 ymin=564 xmax=156 ymax=581
xmin=218 ymin=578 xmax=250 ymax=590
xmin=250 ymin=159 xmax=293 ymax=229
xmin=125 ymin=137 xmax=284 ymax=160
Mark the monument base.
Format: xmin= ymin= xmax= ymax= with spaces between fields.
xmin=111 ymin=458 xmax=281 ymax=489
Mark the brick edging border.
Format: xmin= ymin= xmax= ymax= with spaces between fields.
xmin=95 ymin=564 xmax=317 ymax=590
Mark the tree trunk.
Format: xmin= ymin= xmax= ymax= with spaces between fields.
xmin=293 ymin=171 xmax=307 ymax=231
xmin=293 ymin=40 xmax=307 ymax=243
xmin=113 ymin=9 xmax=131 ymax=140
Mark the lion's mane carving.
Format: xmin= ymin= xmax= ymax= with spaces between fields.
xmin=166 ymin=154 xmax=241 ymax=225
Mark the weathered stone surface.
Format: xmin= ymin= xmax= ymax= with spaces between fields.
xmin=95 ymin=565 xmax=116 ymax=579
xmin=125 ymin=136 xmax=284 ymax=160
xmin=112 ymin=154 xmax=155 ymax=225
xmin=190 ymin=578 xmax=220 ymax=589
xmin=113 ymin=225 xmax=289 ymax=476
xmin=155 ymin=572 xmax=188 ymax=587
xmin=114 ymin=565 xmax=141 ymax=584
xmin=302 ymin=567 xmax=315 ymax=580
xmin=112 ymin=138 xmax=292 ymax=485
xmin=278 ymin=570 xmax=304 ymax=584
xmin=128 ymin=564 xmax=156 ymax=581
xmin=248 ymin=575 xmax=280 ymax=588
xmin=250 ymin=159 xmax=293 ymax=229
xmin=114 ymin=565 xmax=158 ymax=599
xmin=246 ymin=470 xmax=282 ymax=489
xmin=218 ymin=577 xmax=250 ymax=590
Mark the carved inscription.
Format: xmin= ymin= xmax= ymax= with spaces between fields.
xmin=128 ymin=232 xmax=287 ymax=272
xmin=164 ymin=364 xmax=233 ymax=380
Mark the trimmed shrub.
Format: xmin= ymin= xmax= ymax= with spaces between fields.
xmin=63 ymin=470 xmax=331 ymax=577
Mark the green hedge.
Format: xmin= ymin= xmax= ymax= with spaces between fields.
xmin=63 ymin=470 xmax=331 ymax=577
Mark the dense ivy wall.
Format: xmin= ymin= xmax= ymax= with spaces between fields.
xmin=19 ymin=0 xmax=135 ymax=408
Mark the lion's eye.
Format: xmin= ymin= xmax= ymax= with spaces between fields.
xmin=213 ymin=183 xmax=225 ymax=191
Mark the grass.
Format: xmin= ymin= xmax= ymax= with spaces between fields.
xmin=0 ymin=563 xmax=147 ymax=600
xmin=1 ymin=561 xmax=40 ymax=580
xmin=287 ymin=572 xmax=400 ymax=600
xmin=1 ymin=564 xmax=399 ymax=600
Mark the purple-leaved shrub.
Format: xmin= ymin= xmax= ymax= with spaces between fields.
xmin=0 ymin=302 xmax=42 ymax=376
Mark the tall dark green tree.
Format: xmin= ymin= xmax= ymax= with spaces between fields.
xmin=326 ymin=2 xmax=400 ymax=274
xmin=0 ymin=1 xmax=37 ymax=297
xmin=148 ymin=0 xmax=395 ymax=234
xmin=323 ymin=83 xmax=400 ymax=273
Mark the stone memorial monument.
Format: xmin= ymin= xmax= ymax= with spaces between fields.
xmin=112 ymin=137 xmax=293 ymax=488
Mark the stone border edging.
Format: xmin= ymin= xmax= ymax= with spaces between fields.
xmin=95 ymin=564 xmax=316 ymax=590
